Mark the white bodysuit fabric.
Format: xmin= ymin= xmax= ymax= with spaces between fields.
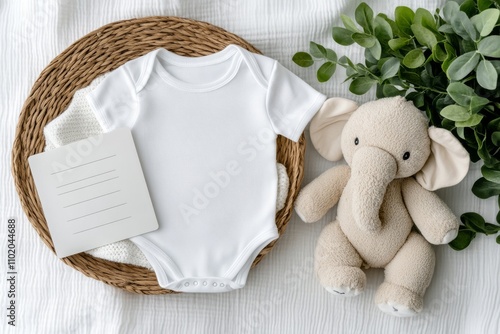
xmin=86 ymin=44 xmax=326 ymax=292
xmin=43 ymin=74 xmax=289 ymax=270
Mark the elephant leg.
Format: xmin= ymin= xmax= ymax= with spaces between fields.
xmin=375 ymin=232 xmax=435 ymax=317
xmin=315 ymin=221 xmax=365 ymax=296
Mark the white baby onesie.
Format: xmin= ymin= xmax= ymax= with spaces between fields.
xmin=87 ymin=44 xmax=326 ymax=292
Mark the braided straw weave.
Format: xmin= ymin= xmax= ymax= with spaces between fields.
xmin=11 ymin=16 xmax=306 ymax=294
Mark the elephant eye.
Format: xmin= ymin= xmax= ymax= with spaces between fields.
xmin=403 ymin=152 xmax=410 ymax=160
xmin=354 ymin=137 xmax=359 ymax=145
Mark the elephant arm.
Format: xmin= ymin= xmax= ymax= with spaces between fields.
xmin=401 ymin=178 xmax=459 ymax=245
xmin=294 ymin=165 xmax=350 ymax=223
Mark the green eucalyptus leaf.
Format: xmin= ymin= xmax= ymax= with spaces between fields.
xmin=433 ymin=42 xmax=447 ymax=62
xmin=447 ymin=82 xmax=476 ymax=106
xmin=337 ymin=56 xmax=348 ymax=67
xmin=349 ymin=77 xmax=376 ymax=94
xmin=442 ymin=1 xmax=460 ymax=23
xmin=332 ymin=27 xmax=355 ymax=46
xmin=478 ymin=0 xmax=494 ymax=12
xmin=374 ymin=15 xmax=393 ymax=42
xmin=380 ymin=57 xmax=400 ymax=81
xmin=380 ymin=14 xmax=400 ymax=36
xmin=441 ymin=118 xmax=456 ymax=131
xmin=310 ymin=42 xmax=327 ymax=58
xmin=352 ymin=32 xmax=377 ymax=48
xmin=460 ymin=0 xmax=478 ymax=17
xmin=440 ymin=104 xmax=471 ymax=121
xmin=446 ymin=51 xmax=480 ymax=80
xmin=388 ymin=76 xmax=404 ymax=87
xmin=442 ymin=42 xmax=456 ymax=72
xmin=406 ymin=91 xmax=425 ymax=107
xmin=461 ymin=39 xmax=477 ymax=53
xmin=490 ymin=60 xmax=500 ymax=73
xmin=481 ymin=165 xmax=500 ymax=183
xmin=470 ymin=96 xmax=490 ymax=113
xmin=401 ymin=70 xmax=423 ymax=85
xmin=338 ymin=55 xmax=355 ymax=68
xmin=292 ymin=52 xmax=314 ymax=67
xmin=483 ymin=223 xmax=500 ymax=234
xmin=433 ymin=72 xmax=449 ymax=88
xmin=382 ymin=84 xmax=405 ymax=97
xmin=341 ymin=14 xmax=361 ymax=32
xmin=411 ymin=24 xmax=438 ymax=48
xmin=377 ymin=57 xmax=391 ymax=71
xmin=414 ymin=8 xmax=437 ymax=32
xmin=478 ymin=36 xmax=500 ymax=57
xmin=471 ymin=9 xmax=500 ymax=37
xmin=449 ymin=229 xmax=476 ymax=250
xmin=442 ymin=120 xmax=459 ymax=134
xmin=421 ymin=68 xmax=432 ymax=86
xmin=456 ymin=114 xmax=484 ymax=127
xmin=356 ymin=63 xmax=371 ymax=75
xmin=461 ymin=213 xmax=500 ymax=235
xmin=388 ymin=37 xmax=410 ymax=51
xmin=368 ymin=39 xmax=382 ymax=60
xmin=488 ymin=118 xmax=500 ymax=132
xmin=355 ymin=2 xmax=374 ymax=34
xmin=402 ymin=49 xmax=426 ymax=68
xmin=472 ymin=177 xmax=500 ymax=198
xmin=364 ymin=47 xmax=378 ymax=64
xmin=461 ymin=212 xmax=486 ymax=233
xmin=444 ymin=42 xmax=456 ymax=58
xmin=345 ymin=67 xmax=357 ymax=77
xmin=491 ymin=131 xmax=500 ymax=146
xmin=438 ymin=24 xmax=455 ymax=34
xmin=317 ymin=61 xmax=336 ymax=82
xmin=497 ymin=235 xmax=500 ymax=244
xmin=325 ymin=49 xmax=338 ymax=62
xmin=475 ymin=131 xmax=492 ymax=163
xmin=451 ymin=11 xmax=478 ymax=41
xmin=477 ymin=59 xmax=498 ymax=90
xmin=375 ymin=83 xmax=384 ymax=98
xmin=395 ymin=6 xmax=415 ymax=36
xmin=475 ymin=129 xmax=485 ymax=149
xmin=443 ymin=57 xmax=455 ymax=73
xmin=457 ymin=126 xmax=466 ymax=139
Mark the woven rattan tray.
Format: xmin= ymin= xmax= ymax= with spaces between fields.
xmin=11 ymin=16 xmax=306 ymax=294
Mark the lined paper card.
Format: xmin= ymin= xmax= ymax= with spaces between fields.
xmin=28 ymin=128 xmax=158 ymax=258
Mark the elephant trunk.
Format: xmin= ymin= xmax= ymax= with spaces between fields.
xmin=351 ymin=146 xmax=397 ymax=232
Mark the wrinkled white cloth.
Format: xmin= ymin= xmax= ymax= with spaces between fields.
xmin=3 ymin=0 xmax=499 ymax=333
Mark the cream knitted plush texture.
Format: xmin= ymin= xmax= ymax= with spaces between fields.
xmin=295 ymin=97 xmax=470 ymax=317
xmin=44 ymin=75 xmax=289 ymax=269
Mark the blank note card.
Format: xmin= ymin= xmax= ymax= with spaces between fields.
xmin=28 ymin=128 xmax=158 ymax=258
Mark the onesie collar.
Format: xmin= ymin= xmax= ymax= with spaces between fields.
xmin=153 ymin=44 xmax=244 ymax=92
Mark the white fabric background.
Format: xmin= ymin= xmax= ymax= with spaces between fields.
xmin=1 ymin=0 xmax=499 ymax=333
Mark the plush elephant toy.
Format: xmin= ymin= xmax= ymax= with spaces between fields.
xmin=295 ymin=96 xmax=470 ymax=317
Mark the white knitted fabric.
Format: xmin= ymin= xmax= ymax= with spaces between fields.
xmin=276 ymin=163 xmax=289 ymax=210
xmin=43 ymin=74 xmax=290 ymax=269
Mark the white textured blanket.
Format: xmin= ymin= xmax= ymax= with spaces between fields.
xmin=1 ymin=0 xmax=499 ymax=333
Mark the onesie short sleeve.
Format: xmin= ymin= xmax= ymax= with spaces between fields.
xmin=86 ymin=65 xmax=138 ymax=131
xmin=266 ymin=61 xmax=326 ymax=142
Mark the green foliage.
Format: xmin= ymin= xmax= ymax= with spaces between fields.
xmin=292 ymin=0 xmax=500 ymax=250
xmin=450 ymin=212 xmax=500 ymax=250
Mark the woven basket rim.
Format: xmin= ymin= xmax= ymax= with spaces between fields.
xmin=11 ymin=16 xmax=306 ymax=294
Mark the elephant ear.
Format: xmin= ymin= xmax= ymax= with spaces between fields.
xmin=415 ymin=126 xmax=470 ymax=191
xmin=310 ymin=97 xmax=358 ymax=161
